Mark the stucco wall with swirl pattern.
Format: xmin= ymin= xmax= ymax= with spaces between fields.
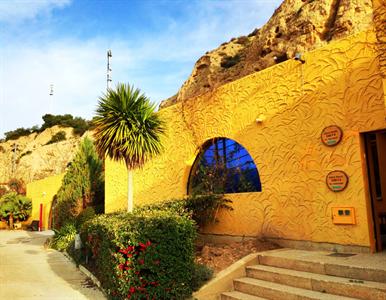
xmin=105 ymin=29 xmax=385 ymax=248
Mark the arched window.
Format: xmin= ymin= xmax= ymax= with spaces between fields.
xmin=188 ymin=138 xmax=262 ymax=194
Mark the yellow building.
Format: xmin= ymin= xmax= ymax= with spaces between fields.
xmin=106 ymin=15 xmax=386 ymax=253
xmin=26 ymin=173 xmax=64 ymax=230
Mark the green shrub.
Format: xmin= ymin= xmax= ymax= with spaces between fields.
xmin=0 ymin=192 xmax=32 ymax=222
xmin=81 ymin=211 xmax=196 ymax=299
xmin=75 ymin=206 xmax=95 ymax=230
xmin=135 ymin=194 xmax=233 ymax=228
xmin=191 ymin=263 xmax=213 ymax=291
xmin=54 ymin=137 xmax=104 ymax=229
xmin=41 ymin=114 xmax=90 ymax=136
xmin=51 ymin=223 xmax=77 ymax=251
xmin=220 ymin=54 xmax=241 ymax=68
xmin=45 ymin=131 xmax=66 ymax=145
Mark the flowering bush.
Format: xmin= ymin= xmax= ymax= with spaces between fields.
xmin=114 ymin=241 xmax=163 ymax=299
xmin=81 ymin=210 xmax=196 ymax=299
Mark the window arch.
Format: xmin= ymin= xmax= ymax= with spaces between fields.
xmin=188 ymin=138 xmax=262 ymax=194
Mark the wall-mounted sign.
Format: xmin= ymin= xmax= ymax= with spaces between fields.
xmin=326 ymin=171 xmax=349 ymax=192
xmin=321 ymin=125 xmax=343 ymax=146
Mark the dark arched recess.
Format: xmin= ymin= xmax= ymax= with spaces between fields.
xmin=188 ymin=137 xmax=262 ymax=195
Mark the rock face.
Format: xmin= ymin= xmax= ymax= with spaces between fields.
xmin=160 ymin=0 xmax=374 ymax=108
xmin=0 ymin=126 xmax=86 ymax=184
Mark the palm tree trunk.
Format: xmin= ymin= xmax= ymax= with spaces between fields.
xmin=127 ymin=169 xmax=133 ymax=212
xmin=9 ymin=213 xmax=14 ymax=229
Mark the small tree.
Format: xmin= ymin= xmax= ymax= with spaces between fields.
xmin=54 ymin=137 xmax=104 ymax=228
xmin=93 ymin=83 xmax=165 ymax=212
xmin=0 ymin=192 xmax=32 ymax=228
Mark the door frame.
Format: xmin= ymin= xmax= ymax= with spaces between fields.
xmin=361 ymin=129 xmax=386 ymax=252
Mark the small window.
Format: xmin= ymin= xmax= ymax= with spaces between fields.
xmin=188 ymin=138 xmax=262 ymax=194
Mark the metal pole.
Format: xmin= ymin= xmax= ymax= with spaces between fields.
xmin=11 ymin=143 xmax=17 ymax=176
xmin=107 ymin=49 xmax=112 ymax=90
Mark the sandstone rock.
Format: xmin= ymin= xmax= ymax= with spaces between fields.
xmin=0 ymin=126 xmax=88 ymax=184
xmin=160 ymin=0 xmax=374 ymax=108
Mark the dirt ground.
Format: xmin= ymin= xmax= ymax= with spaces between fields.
xmin=195 ymin=239 xmax=280 ymax=274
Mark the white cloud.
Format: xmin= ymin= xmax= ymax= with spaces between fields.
xmin=0 ymin=0 xmax=71 ymax=23
xmin=0 ymin=0 xmax=282 ymax=137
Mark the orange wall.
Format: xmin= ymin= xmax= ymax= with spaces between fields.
xmin=106 ymin=29 xmax=386 ymax=248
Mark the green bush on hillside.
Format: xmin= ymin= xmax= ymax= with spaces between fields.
xmin=45 ymin=131 xmax=66 ymax=145
xmin=81 ymin=211 xmax=196 ymax=299
xmin=3 ymin=114 xmax=92 ymax=141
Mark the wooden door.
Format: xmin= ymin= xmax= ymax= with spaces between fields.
xmin=365 ymin=131 xmax=386 ymax=251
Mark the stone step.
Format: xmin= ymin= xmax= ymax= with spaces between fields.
xmin=234 ymin=277 xmax=358 ymax=300
xmin=246 ymin=265 xmax=386 ymax=300
xmin=221 ymin=291 xmax=267 ymax=300
xmin=257 ymin=250 xmax=386 ymax=283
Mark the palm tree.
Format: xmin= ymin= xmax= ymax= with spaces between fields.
xmin=93 ymin=83 xmax=165 ymax=212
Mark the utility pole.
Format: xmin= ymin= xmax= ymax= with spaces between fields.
xmin=107 ymin=49 xmax=112 ymax=90
xmin=11 ymin=143 xmax=18 ymax=176
xmin=49 ymin=84 xmax=54 ymax=113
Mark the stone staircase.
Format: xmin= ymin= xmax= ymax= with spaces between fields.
xmin=221 ymin=249 xmax=386 ymax=300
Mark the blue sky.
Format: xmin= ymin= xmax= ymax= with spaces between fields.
xmin=0 ymin=0 xmax=282 ymax=138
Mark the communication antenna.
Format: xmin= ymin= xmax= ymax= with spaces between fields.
xmin=49 ymin=84 xmax=54 ymax=113
xmin=107 ymin=49 xmax=112 ymax=90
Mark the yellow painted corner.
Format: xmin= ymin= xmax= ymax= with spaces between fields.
xmin=26 ymin=173 xmax=64 ymax=229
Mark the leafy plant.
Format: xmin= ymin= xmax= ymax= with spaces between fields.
xmin=51 ymin=222 xmax=77 ymax=251
xmin=75 ymin=206 xmax=95 ymax=230
xmin=191 ymin=263 xmax=213 ymax=291
xmin=135 ymin=194 xmax=233 ymax=228
xmin=81 ymin=211 xmax=196 ymax=299
xmin=0 ymin=192 xmax=32 ymax=228
xmin=93 ymin=83 xmax=165 ymax=212
xmin=54 ymin=137 xmax=104 ymax=229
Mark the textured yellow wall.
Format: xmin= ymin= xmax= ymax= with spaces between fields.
xmin=26 ymin=173 xmax=64 ymax=229
xmin=106 ymin=30 xmax=385 ymax=247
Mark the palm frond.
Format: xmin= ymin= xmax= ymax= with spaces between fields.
xmin=93 ymin=83 xmax=165 ymax=170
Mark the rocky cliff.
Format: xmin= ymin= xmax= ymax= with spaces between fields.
xmin=0 ymin=126 xmax=86 ymax=184
xmin=160 ymin=0 xmax=374 ymax=108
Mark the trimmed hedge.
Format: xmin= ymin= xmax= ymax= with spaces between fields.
xmin=81 ymin=210 xmax=196 ymax=299
xmin=134 ymin=194 xmax=232 ymax=228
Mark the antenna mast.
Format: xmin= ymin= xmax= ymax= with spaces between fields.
xmin=49 ymin=84 xmax=54 ymax=113
xmin=107 ymin=50 xmax=112 ymax=90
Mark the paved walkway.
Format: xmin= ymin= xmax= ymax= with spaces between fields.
xmin=0 ymin=230 xmax=106 ymax=299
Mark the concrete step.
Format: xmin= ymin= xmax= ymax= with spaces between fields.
xmin=234 ymin=277 xmax=358 ymax=300
xmin=246 ymin=265 xmax=386 ymax=300
xmin=257 ymin=250 xmax=386 ymax=283
xmin=221 ymin=291 xmax=267 ymax=300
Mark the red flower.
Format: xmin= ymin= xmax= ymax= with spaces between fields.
xmin=138 ymin=259 xmax=144 ymax=265
xmin=129 ymin=287 xmax=136 ymax=294
xmin=119 ymin=249 xmax=128 ymax=255
xmin=146 ymin=240 xmax=151 ymax=246
xmin=118 ymin=264 xmax=124 ymax=270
